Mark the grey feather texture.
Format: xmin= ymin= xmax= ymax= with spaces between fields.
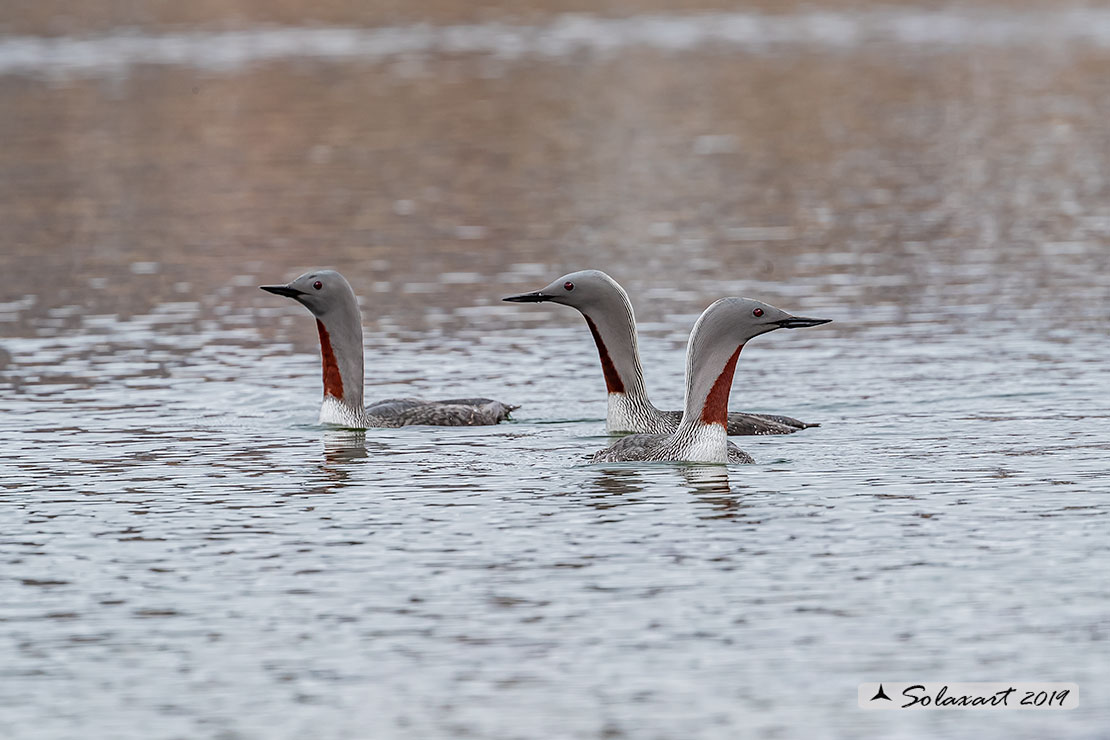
xmin=590 ymin=434 xmax=754 ymax=464
xmin=366 ymin=398 xmax=516 ymax=427
xmin=654 ymin=409 xmax=811 ymax=435
xmin=503 ymin=270 xmax=816 ymax=436
xmin=585 ymin=297 xmax=831 ymax=464
xmin=261 ymin=270 xmax=517 ymax=428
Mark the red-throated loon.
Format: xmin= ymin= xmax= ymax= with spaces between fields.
xmin=504 ymin=270 xmax=819 ymax=435
xmin=262 ymin=270 xmax=516 ymax=427
xmin=589 ymin=297 xmax=831 ymax=463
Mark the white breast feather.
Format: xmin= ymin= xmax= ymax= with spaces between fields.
xmin=677 ymin=424 xmax=729 ymax=463
xmin=319 ymin=396 xmax=367 ymax=427
xmin=606 ymin=393 xmax=641 ymax=433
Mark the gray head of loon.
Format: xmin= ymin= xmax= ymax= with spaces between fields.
xmin=501 ymin=269 xmax=630 ymax=312
xmin=260 ymin=270 xmax=359 ymax=320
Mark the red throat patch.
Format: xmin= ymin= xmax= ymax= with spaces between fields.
xmin=701 ymin=345 xmax=743 ymax=427
xmin=584 ymin=315 xmax=625 ymax=394
xmin=316 ymin=319 xmax=344 ymax=399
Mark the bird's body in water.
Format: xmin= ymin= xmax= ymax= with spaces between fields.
xmin=504 ymin=270 xmax=817 ymax=435
xmin=587 ymin=297 xmax=831 ymax=464
xmin=592 ymin=427 xmax=757 ymax=464
xmin=261 ymin=270 xmax=516 ymax=428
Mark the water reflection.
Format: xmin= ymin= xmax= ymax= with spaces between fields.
xmin=581 ymin=463 xmax=737 ymax=509
xmin=679 ymin=465 xmax=754 ymax=519
xmin=322 ymin=428 xmax=370 ymax=462
xmin=581 ymin=466 xmax=645 ymax=504
xmin=316 ymin=428 xmax=374 ymax=487
xmin=678 ymin=464 xmax=731 ymax=494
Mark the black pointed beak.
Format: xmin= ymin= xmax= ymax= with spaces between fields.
xmin=502 ymin=291 xmax=554 ymax=303
xmin=260 ymin=285 xmax=305 ymax=299
xmin=774 ymin=316 xmax=833 ymax=329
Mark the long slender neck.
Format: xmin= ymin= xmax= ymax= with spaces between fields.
xmin=315 ymin=309 xmax=365 ymax=418
xmin=580 ymin=286 xmax=649 ymax=405
xmin=693 ymin=344 xmax=743 ymax=427
xmin=676 ymin=309 xmax=745 ymax=438
xmin=678 ymin=344 xmax=743 ymax=432
xmin=661 ymin=341 xmax=741 ymax=462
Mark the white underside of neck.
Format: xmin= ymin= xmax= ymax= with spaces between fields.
xmin=674 ymin=423 xmax=729 ymax=463
xmin=319 ymin=395 xmax=367 ymax=428
xmin=606 ymin=392 xmax=642 ymax=433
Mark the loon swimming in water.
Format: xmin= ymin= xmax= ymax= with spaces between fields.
xmin=589 ymin=297 xmax=830 ymax=464
xmin=261 ymin=270 xmax=516 ymax=428
xmin=504 ymin=270 xmax=818 ymax=435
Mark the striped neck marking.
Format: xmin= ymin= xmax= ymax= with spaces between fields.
xmin=700 ymin=344 xmax=743 ymax=427
xmin=584 ymin=314 xmax=625 ymax=394
xmin=316 ymin=319 xmax=345 ymax=400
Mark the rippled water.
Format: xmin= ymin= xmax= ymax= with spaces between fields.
xmin=2 ymin=5 xmax=1110 ymax=739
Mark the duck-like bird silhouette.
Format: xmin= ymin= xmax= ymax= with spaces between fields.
xmin=262 ymin=270 xmax=516 ymax=428
xmin=589 ymin=297 xmax=830 ymax=463
xmin=505 ymin=270 xmax=819 ymax=435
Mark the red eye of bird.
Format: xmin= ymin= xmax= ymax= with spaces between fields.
xmin=564 ymin=281 xmax=574 ymax=291
xmin=753 ymin=308 xmax=764 ymax=317
xmin=313 ymin=281 xmax=322 ymax=290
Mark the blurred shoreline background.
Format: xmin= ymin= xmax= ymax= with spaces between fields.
xmin=4 ymin=0 xmax=1103 ymax=35
xmin=2 ymin=0 xmax=1108 ymax=343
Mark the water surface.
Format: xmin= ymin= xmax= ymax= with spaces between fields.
xmin=1 ymin=5 xmax=1109 ymax=739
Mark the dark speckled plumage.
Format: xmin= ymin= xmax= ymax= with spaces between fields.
xmin=655 ymin=409 xmax=812 ymax=435
xmin=590 ymin=433 xmax=755 ymax=464
xmin=366 ymin=398 xmax=517 ymax=427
